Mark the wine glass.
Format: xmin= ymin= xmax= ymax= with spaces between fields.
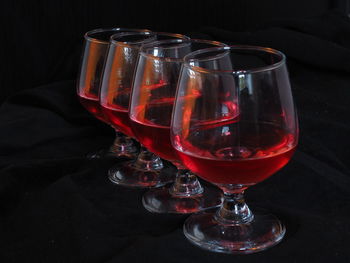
xmin=77 ymin=27 xmax=149 ymax=159
xmin=99 ymin=31 xmax=156 ymax=162
xmin=129 ymin=39 xmax=226 ymax=213
xmin=100 ymin=32 xmax=189 ymax=188
xmin=171 ymin=46 xmax=299 ymax=253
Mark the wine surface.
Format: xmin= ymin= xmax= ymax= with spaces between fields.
xmin=174 ymin=122 xmax=297 ymax=184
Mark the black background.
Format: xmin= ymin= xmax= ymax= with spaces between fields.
xmin=1 ymin=0 xmax=350 ymax=262
xmin=2 ymin=0 xmax=344 ymax=104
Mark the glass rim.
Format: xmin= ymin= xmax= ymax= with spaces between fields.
xmin=155 ymin=32 xmax=190 ymax=40
xmin=84 ymin=27 xmax=150 ymax=44
xmin=110 ymin=31 xmax=156 ymax=46
xmin=183 ymin=45 xmax=287 ymax=74
xmin=139 ymin=38 xmax=227 ymax=62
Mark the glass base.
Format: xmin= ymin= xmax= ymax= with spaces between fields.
xmin=183 ymin=209 xmax=285 ymax=254
xmin=142 ymin=183 xmax=222 ymax=214
xmin=108 ymin=160 xmax=175 ymax=188
xmin=86 ymin=148 xmax=137 ymax=160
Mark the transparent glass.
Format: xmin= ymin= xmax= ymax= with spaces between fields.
xmin=101 ymin=32 xmax=189 ymax=188
xmin=77 ymin=28 xmax=150 ymax=159
xmin=129 ymin=39 xmax=225 ymax=213
xmin=171 ymin=46 xmax=299 ymax=253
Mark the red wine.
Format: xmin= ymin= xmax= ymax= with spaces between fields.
xmin=131 ymin=120 xmax=176 ymax=162
xmin=130 ymin=98 xmax=177 ymax=162
xmin=101 ymin=105 xmax=134 ymax=138
xmin=78 ymin=94 xmax=108 ymax=123
xmin=174 ymin=122 xmax=297 ymax=185
xmin=176 ymin=147 xmax=295 ymax=185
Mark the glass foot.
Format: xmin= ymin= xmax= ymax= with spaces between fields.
xmin=142 ymin=183 xmax=222 ymax=214
xmin=183 ymin=209 xmax=286 ymax=254
xmin=108 ymin=161 xmax=175 ymax=188
xmin=86 ymin=148 xmax=137 ymax=160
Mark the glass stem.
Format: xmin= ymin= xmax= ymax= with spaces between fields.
xmin=214 ymin=185 xmax=254 ymax=225
xmin=109 ymin=130 xmax=138 ymax=158
xmin=131 ymin=146 xmax=164 ymax=170
xmin=169 ymin=169 xmax=204 ymax=197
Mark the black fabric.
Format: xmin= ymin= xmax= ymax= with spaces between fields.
xmin=1 ymin=0 xmax=333 ymax=104
xmin=1 ymin=10 xmax=350 ymax=263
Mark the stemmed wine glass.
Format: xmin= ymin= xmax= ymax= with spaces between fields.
xmin=171 ymin=46 xmax=299 ymax=253
xmin=129 ymin=39 xmax=226 ymax=213
xmin=77 ymin=28 xmax=149 ymax=159
xmin=100 ymin=32 xmax=189 ymax=188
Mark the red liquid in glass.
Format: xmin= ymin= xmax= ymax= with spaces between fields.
xmin=78 ymin=94 xmax=108 ymax=123
xmin=176 ymin=147 xmax=295 ymax=185
xmin=131 ymin=120 xmax=176 ymax=162
xmin=101 ymin=105 xmax=134 ymax=138
xmin=174 ymin=122 xmax=296 ymax=185
xmin=130 ymin=98 xmax=179 ymax=162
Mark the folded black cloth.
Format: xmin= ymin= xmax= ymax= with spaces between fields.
xmin=191 ymin=10 xmax=350 ymax=72
xmin=1 ymin=11 xmax=350 ymax=263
